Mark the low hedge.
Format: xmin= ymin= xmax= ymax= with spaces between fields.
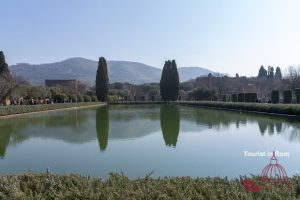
xmin=238 ymin=93 xmax=245 ymax=102
xmin=231 ymin=94 xmax=238 ymax=102
xmin=179 ymin=101 xmax=300 ymax=116
xmin=244 ymin=93 xmax=257 ymax=102
xmin=222 ymin=94 xmax=227 ymax=102
xmin=283 ymin=90 xmax=293 ymax=104
xmin=271 ymin=90 xmax=280 ymax=104
xmin=0 ymin=173 xmax=299 ymax=199
xmin=0 ymin=102 xmax=105 ymax=116
xmin=83 ymin=95 xmax=92 ymax=102
xmin=296 ymin=88 xmax=300 ymax=104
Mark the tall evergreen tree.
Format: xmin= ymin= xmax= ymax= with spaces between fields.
xmin=170 ymin=60 xmax=179 ymax=101
xmin=96 ymin=57 xmax=109 ymax=101
xmin=0 ymin=51 xmax=10 ymax=80
xmin=160 ymin=59 xmax=179 ymax=101
xmin=160 ymin=61 xmax=167 ymax=101
xmin=267 ymin=66 xmax=274 ymax=79
xmin=258 ymin=65 xmax=267 ymax=78
xmin=275 ymin=67 xmax=282 ymax=79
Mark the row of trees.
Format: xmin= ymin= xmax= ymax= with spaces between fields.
xmin=3 ymin=49 xmax=299 ymax=103
xmin=258 ymin=65 xmax=282 ymax=79
xmin=91 ymin=61 xmax=300 ymax=103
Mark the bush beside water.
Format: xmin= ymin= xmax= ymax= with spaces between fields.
xmin=180 ymin=101 xmax=300 ymax=116
xmin=0 ymin=173 xmax=298 ymax=199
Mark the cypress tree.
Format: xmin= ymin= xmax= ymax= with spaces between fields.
xmin=258 ymin=65 xmax=267 ymax=78
xmin=160 ymin=61 xmax=168 ymax=101
xmin=0 ymin=51 xmax=10 ymax=80
xmin=96 ymin=57 xmax=109 ymax=101
xmin=159 ymin=59 xmax=179 ymax=101
xmin=275 ymin=67 xmax=282 ymax=79
xmin=170 ymin=60 xmax=179 ymax=101
xmin=267 ymin=66 xmax=274 ymax=79
xmin=165 ymin=60 xmax=172 ymax=100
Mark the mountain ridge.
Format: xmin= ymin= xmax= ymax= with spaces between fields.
xmin=10 ymin=57 xmax=214 ymax=85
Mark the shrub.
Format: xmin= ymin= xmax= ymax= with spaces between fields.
xmin=271 ymin=90 xmax=279 ymax=104
xmin=188 ymin=87 xmax=216 ymax=101
xmin=107 ymin=95 xmax=118 ymax=102
xmin=83 ymin=95 xmax=91 ymax=102
xmin=67 ymin=94 xmax=76 ymax=102
xmin=91 ymin=95 xmax=98 ymax=102
xmin=237 ymin=93 xmax=245 ymax=102
xmin=295 ymin=88 xmax=300 ymax=103
xmin=231 ymin=94 xmax=238 ymax=102
xmin=53 ymin=94 xmax=68 ymax=103
xmin=283 ymin=90 xmax=292 ymax=104
xmin=78 ymin=96 xmax=84 ymax=103
xmin=222 ymin=95 xmax=227 ymax=102
xmin=244 ymin=93 xmax=257 ymax=102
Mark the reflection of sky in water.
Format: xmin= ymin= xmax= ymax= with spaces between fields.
xmin=0 ymin=105 xmax=299 ymax=178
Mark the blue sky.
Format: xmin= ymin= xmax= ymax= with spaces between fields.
xmin=1 ymin=0 xmax=300 ymax=76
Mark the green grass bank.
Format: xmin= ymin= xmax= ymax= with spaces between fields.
xmin=108 ymin=101 xmax=165 ymax=105
xmin=0 ymin=173 xmax=299 ymax=199
xmin=179 ymin=101 xmax=300 ymax=117
xmin=0 ymin=102 xmax=105 ymax=117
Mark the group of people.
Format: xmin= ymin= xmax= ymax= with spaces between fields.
xmin=1 ymin=98 xmax=54 ymax=106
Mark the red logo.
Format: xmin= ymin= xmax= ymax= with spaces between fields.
xmin=242 ymin=180 xmax=260 ymax=192
xmin=242 ymin=150 xmax=290 ymax=192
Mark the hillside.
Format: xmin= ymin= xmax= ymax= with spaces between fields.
xmin=10 ymin=57 xmax=214 ymax=85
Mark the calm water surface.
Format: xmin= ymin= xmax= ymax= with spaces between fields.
xmin=0 ymin=104 xmax=299 ymax=178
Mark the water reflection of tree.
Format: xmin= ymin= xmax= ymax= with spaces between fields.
xmin=257 ymin=117 xmax=300 ymax=141
xmin=109 ymin=105 xmax=159 ymax=121
xmin=180 ymin=106 xmax=300 ymax=142
xmin=96 ymin=106 xmax=109 ymax=151
xmin=0 ymin=119 xmax=31 ymax=158
xmin=160 ymin=105 xmax=180 ymax=147
xmin=181 ymin=108 xmax=247 ymax=130
xmin=45 ymin=109 xmax=87 ymax=128
xmin=0 ymin=125 xmax=11 ymax=158
xmin=0 ymin=109 xmax=92 ymax=158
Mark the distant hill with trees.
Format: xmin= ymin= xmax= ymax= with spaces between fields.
xmin=9 ymin=57 xmax=214 ymax=85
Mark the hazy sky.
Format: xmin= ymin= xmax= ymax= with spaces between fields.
xmin=1 ymin=0 xmax=300 ymax=76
